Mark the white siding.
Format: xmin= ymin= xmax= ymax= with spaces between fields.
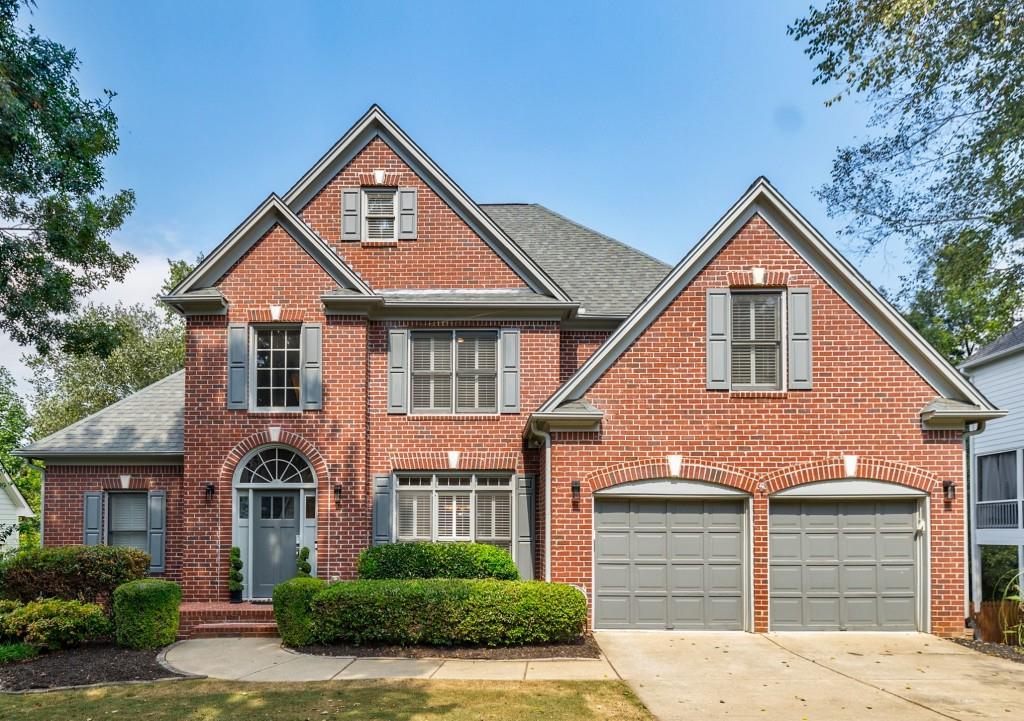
xmin=969 ymin=353 xmax=1024 ymax=455
xmin=0 ymin=486 xmax=20 ymax=552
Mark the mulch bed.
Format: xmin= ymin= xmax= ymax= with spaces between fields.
xmin=297 ymin=633 xmax=602 ymax=659
xmin=0 ymin=644 xmax=183 ymax=692
xmin=951 ymin=637 xmax=1024 ymax=664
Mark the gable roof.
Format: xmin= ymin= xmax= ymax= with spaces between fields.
xmin=1 ymin=470 xmax=33 ymax=518
xmin=961 ymin=321 xmax=1024 ymax=370
xmin=15 ymin=371 xmax=185 ymax=462
xmin=280 ymin=105 xmax=571 ymax=303
xmin=537 ymin=177 xmax=1002 ymax=423
xmin=482 ymin=204 xmax=671 ymax=317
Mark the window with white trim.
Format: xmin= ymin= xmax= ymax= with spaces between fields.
xmin=730 ymin=292 xmax=782 ymax=390
xmin=395 ymin=473 xmax=513 ymax=552
xmin=410 ymin=331 xmax=498 ymax=414
xmin=363 ymin=188 xmax=397 ymax=241
xmin=107 ymin=492 xmax=148 ymax=551
xmin=253 ymin=327 xmax=302 ymax=410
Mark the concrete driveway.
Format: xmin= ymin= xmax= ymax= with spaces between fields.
xmin=596 ymin=631 xmax=1024 ymax=721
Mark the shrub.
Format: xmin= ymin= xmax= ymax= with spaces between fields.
xmin=296 ymin=547 xmax=311 ymax=577
xmin=310 ymin=579 xmax=586 ymax=647
xmin=0 ymin=600 xmax=23 ymax=642
xmin=228 ymin=546 xmax=243 ymax=594
xmin=356 ymin=542 xmax=519 ymax=581
xmin=0 ymin=598 xmax=111 ymax=650
xmin=0 ymin=545 xmax=149 ymax=605
xmin=113 ymin=579 xmax=181 ymax=649
xmin=273 ymin=576 xmax=326 ymax=647
xmin=0 ymin=642 xmax=38 ymax=664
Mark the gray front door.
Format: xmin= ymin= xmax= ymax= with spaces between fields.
xmin=769 ymin=499 xmax=919 ymax=631
xmin=594 ymin=498 xmax=746 ymax=629
xmin=252 ymin=491 xmax=299 ymax=598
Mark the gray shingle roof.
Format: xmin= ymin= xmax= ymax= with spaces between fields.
xmin=17 ymin=371 xmax=184 ymax=460
xmin=483 ymin=204 xmax=671 ymax=316
xmin=962 ymin=321 xmax=1024 ymax=368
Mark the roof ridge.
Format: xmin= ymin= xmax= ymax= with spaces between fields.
xmin=527 ymin=203 xmax=672 ymax=269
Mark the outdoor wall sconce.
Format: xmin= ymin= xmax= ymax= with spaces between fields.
xmin=943 ymin=480 xmax=956 ymax=500
xmin=571 ymin=480 xmax=581 ymax=501
xmin=204 ymin=483 xmax=216 ymax=501
xmin=333 ymin=483 xmax=343 ymax=505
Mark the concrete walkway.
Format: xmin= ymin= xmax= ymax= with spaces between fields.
xmin=161 ymin=637 xmax=618 ymax=682
xmin=597 ymin=630 xmax=1024 ymax=721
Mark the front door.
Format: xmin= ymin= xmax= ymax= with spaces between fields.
xmin=252 ymin=491 xmax=299 ymax=598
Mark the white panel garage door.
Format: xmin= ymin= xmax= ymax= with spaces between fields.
xmin=594 ymin=498 xmax=747 ymax=629
xmin=769 ymin=499 xmax=920 ymax=631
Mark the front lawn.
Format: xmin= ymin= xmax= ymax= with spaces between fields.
xmin=0 ymin=678 xmax=653 ymax=721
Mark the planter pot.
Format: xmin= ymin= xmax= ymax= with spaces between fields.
xmin=230 ymin=589 xmax=243 ymax=604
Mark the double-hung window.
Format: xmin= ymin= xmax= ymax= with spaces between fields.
xmin=730 ymin=293 xmax=782 ymax=390
xmin=410 ymin=331 xmax=498 ymax=414
xmin=395 ymin=474 xmax=513 ymax=552
xmin=107 ymin=492 xmax=148 ymax=551
xmin=363 ymin=189 xmax=397 ymax=242
xmin=253 ymin=327 xmax=302 ymax=410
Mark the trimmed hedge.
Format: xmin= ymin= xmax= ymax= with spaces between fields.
xmin=0 ymin=598 xmax=111 ymax=650
xmin=113 ymin=580 xmax=181 ymax=649
xmin=273 ymin=577 xmax=327 ymax=647
xmin=356 ymin=542 xmax=519 ymax=581
xmin=310 ymin=580 xmax=586 ymax=647
xmin=0 ymin=545 xmax=149 ymax=605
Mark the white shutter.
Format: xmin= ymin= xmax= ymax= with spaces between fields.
xmin=475 ymin=492 xmax=512 ymax=552
xmin=398 ymin=492 xmax=431 ymax=540
xmin=438 ymin=493 xmax=471 ymax=540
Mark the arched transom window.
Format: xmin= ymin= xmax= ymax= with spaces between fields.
xmin=237 ymin=446 xmax=315 ymax=486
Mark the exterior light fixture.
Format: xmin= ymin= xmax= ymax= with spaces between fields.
xmin=943 ymin=480 xmax=956 ymax=500
xmin=571 ymin=480 xmax=581 ymax=501
xmin=204 ymin=483 xmax=216 ymax=501
xmin=333 ymin=484 xmax=343 ymax=505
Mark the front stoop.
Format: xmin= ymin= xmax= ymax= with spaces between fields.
xmin=179 ymin=602 xmax=278 ymax=639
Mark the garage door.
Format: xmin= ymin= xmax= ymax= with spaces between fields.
xmin=594 ymin=498 xmax=746 ymax=629
xmin=769 ymin=500 xmax=920 ymax=631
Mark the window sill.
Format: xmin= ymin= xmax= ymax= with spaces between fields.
xmin=360 ymin=239 xmax=399 ymax=246
xmin=728 ymin=390 xmax=788 ymax=399
xmin=404 ymin=413 xmax=506 ymax=420
xmin=246 ymin=408 xmax=304 ymax=414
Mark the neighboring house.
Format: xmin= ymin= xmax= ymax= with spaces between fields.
xmin=0 ymin=470 xmax=34 ymax=552
xmin=15 ymin=106 xmax=1003 ymax=636
xmin=961 ymin=322 xmax=1024 ymax=608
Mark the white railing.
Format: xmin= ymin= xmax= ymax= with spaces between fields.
xmin=976 ymin=500 xmax=1020 ymax=529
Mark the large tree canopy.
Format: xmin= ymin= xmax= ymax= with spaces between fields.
xmin=791 ymin=0 xmax=1024 ymax=360
xmin=0 ymin=0 xmax=136 ymax=356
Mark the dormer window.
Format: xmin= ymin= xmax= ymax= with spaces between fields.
xmin=364 ymin=189 xmax=397 ymax=241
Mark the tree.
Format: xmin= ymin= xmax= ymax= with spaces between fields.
xmin=0 ymin=367 xmax=40 ymax=547
xmin=790 ymin=1 xmax=1024 ymax=357
xmin=1 ymin=0 xmax=136 ymax=356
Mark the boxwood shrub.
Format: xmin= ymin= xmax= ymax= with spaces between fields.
xmin=0 ymin=598 xmax=112 ymax=650
xmin=356 ymin=542 xmax=518 ymax=581
xmin=273 ymin=577 xmax=327 ymax=647
xmin=113 ymin=579 xmax=181 ymax=649
xmin=0 ymin=545 xmax=149 ymax=605
xmin=310 ymin=579 xmax=586 ymax=647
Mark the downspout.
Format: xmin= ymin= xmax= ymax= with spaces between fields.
xmin=529 ymin=425 xmax=553 ymax=582
xmin=962 ymin=420 xmax=987 ymax=624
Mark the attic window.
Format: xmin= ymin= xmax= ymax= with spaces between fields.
xmin=364 ymin=189 xmax=396 ymax=241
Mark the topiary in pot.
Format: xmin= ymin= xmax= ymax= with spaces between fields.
xmin=229 ymin=546 xmax=244 ymax=603
xmin=296 ymin=546 xmax=311 ymax=578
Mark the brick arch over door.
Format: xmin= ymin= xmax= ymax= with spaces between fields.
xmin=218 ymin=430 xmax=330 ymax=487
xmin=763 ymin=457 xmax=939 ymax=495
xmin=585 ymin=458 xmax=757 ymax=494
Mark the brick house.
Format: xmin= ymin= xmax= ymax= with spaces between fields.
xmin=18 ymin=106 xmax=1003 ymax=636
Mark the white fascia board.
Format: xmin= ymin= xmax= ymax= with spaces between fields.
xmin=281 ymin=106 xmax=571 ymax=303
xmin=1 ymin=472 xmax=34 ymax=517
xmin=539 ymin=178 xmax=998 ymax=413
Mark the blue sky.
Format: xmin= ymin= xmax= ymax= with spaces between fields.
xmin=3 ymin=0 xmax=908 ymax=391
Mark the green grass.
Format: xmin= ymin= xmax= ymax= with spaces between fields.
xmin=0 ymin=643 xmax=38 ymax=665
xmin=0 ymin=679 xmax=653 ymax=721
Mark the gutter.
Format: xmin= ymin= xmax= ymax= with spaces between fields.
xmin=962 ymin=420 xmax=988 ymax=623
xmin=526 ymin=425 xmax=553 ymax=582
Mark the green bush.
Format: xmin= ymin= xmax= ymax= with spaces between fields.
xmin=356 ymin=542 xmax=519 ymax=581
xmin=273 ymin=576 xmax=326 ymax=647
xmin=228 ymin=546 xmax=243 ymax=594
xmin=0 ymin=642 xmax=38 ymax=664
xmin=310 ymin=579 xmax=586 ymax=647
xmin=0 ymin=598 xmax=111 ymax=650
xmin=113 ymin=579 xmax=181 ymax=649
xmin=0 ymin=600 xmax=23 ymax=642
xmin=0 ymin=545 xmax=149 ymax=605
xmin=296 ymin=547 xmax=311 ymax=577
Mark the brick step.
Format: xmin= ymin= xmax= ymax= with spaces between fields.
xmin=186 ymin=621 xmax=279 ymax=639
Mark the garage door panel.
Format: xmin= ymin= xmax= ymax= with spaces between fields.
xmin=596 ymin=531 xmax=630 ymax=560
xmin=634 ymin=564 xmax=668 ymax=593
xmin=803 ymin=533 xmax=839 ymax=561
xmin=844 ymin=597 xmax=879 ymax=626
xmin=879 ymin=533 xmax=915 ymax=560
xmin=770 ymin=597 xmax=803 ymax=627
xmin=706 ymin=597 xmax=743 ymax=627
xmin=878 ymin=501 xmax=917 ymax=528
xmin=670 ymin=532 xmax=704 ymax=559
xmin=806 ymin=597 xmax=841 ymax=626
xmin=879 ymin=565 xmax=916 ymax=593
xmin=595 ymin=563 xmax=630 ymax=593
xmin=670 ymin=564 xmax=704 ymax=593
xmin=708 ymin=564 xmax=743 ymax=594
xmin=669 ymin=500 xmax=704 ymax=527
xmin=806 ymin=564 xmax=841 ymax=593
xmin=840 ymin=502 xmax=879 ymax=529
xmin=633 ymin=532 xmax=667 ymax=560
xmin=595 ymin=596 xmax=629 ymax=627
xmin=635 ymin=501 xmax=670 ymax=527
xmin=634 ymin=596 xmax=668 ymax=627
xmin=803 ymin=503 xmax=840 ymax=529
xmin=841 ymin=533 xmax=877 ymax=561
xmin=769 ymin=565 xmax=802 ymax=594
xmin=770 ymin=533 xmax=802 ymax=560
xmin=879 ymin=597 xmax=916 ymax=628
xmin=707 ymin=501 xmax=744 ymax=528
xmin=670 ymin=596 xmax=705 ymax=627
xmin=841 ymin=564 xmax=877 ymax=593
xmin=708 ymin=532 xmax=743 ymax=561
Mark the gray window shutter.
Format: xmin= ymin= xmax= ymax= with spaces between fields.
xmin=227 ymin=323 xmax=248 ymax=409
xmin=301 ymin=323 xmax=323 ymax=410
xmin=515 ymin=475 xmax=534 ymax=580
xmin=147 ymin=490 xmax=166 ymax=573
xmin=387 ymin=329 xmax=408 ymax=414
xmin=341 ymin=188 xmax=361 ymax=241
xmin=83 ymin=492 xmax=102 ymax=545
xmin=500 ymin=329 xmax=520 ymax=413
xmin=397 ymin=188 xmax=417 ymax=240
xmin=788 ymin=288 xmax=812 ymax=389
xmin=372 ymin=475 xmax=393 ymax=545
xmin=706 ymin=289 xmax=730 ymax=389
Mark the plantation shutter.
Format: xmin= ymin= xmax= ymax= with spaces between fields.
xmin=341 ymin=188 xmax=361 ymax=241
xmin=731 ymin=294 xmax=781 ymax=388
xmin=411 ymin=332 xmax=452 ymax=413
xmin=301 ymin=323 xmax=323 ymax=410
xmin=437 ymin=493 xmax=471 ymax=540
xmin=500 ymin=329 xmax=520 ymax=413
xmin=397 ymin=188 xmax=417 ymax=240
xmin=396 ymin=491 xmax=431 ymax=541
xmin=706 ymin=289 xmax=730 ymax=389
xmin=372 ymin=475 xmax=393 ymax=545
xmin=227 ymin=323 xmax=249 ymax=409
xmin=147 ymin=490 xmax=166 ymax=573
xmin=515 ymin=476 xmax=535 ymax=580
xmin=475 ymin=492 xmax=512 ymax=553
xmin=455 ymin=332 xmax=498 ymax=413
xmin=387 ymin=329 xmax=409 ymax=414
xmin=787 ymin=288 xmax=812 ymax=389
xmin=83 ymin=492 xmax=103 ymax=546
